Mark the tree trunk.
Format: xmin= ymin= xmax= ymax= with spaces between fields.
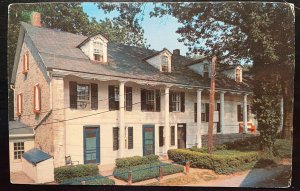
xmin=281 ymin=79 xmax=293 ymax=139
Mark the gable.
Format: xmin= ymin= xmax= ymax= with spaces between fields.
xmin=187 ymin=58 xmax=211 ymax=77
xmin=144 ymin=49 xmax=172 ymax=72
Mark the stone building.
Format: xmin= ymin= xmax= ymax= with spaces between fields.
xmin=10 ymin=13 xmax=257 ymax=167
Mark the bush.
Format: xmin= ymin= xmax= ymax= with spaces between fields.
xmin=54 ymin=164 xmax=99 ymax=183
xmin=274 ymin=139 xmax=292 ymax=158
xmin=224 ymin=136 xmax=260 ymax=151
xmin=190 ymin=145 xmax=228 ymax=153
xmin=168 ymin=149 xmax=259 ymax=174
xmin=114 ymin=162 xmax=184 ymax=183
xmin=60 ymin=175 xmax=115 ymax=185
xmin=115 ymin=154 xmax=159 ymax=168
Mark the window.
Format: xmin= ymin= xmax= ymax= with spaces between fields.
xmin=201 ymin=103 xmax=210 ymax=122
xmin=113 ymin=127 xmax=119 ymax=151
xmin=109 ymin=85 xmax=119 ymax=110
xmin=22 ymin=52 xmax=29 ymax=74
xmin=171 ymin=126 xmax=175 ymax=146
xmin=33 ymin=84 xmax=41 ymax=113
xmin=16 ymin=93 xmax=22 ymax=116
xmin=128 ymin=127 xmax=133 ymax=149
xmin=93 ymin=41 xmax=103 ymax=62
xmin=77 ymin=84 xmax=89 ymax=109
xmin=169 ymin=92 xmax=185 ymax=112
xmin=159 ymin=126 xmax=164 ymax=147
xmin=236 ymin=68 xmax=241 ymax=82
xmin=125 ymin=87 xmax=132 ymax=111
xmin=70 ymin=82 xmax=97 ymax=110
xmin=141 ymin=89 xmax=160 ymax=112
xmin=203 ymin=63 xmax=209 ymax=78
xmin=14 ymin=142 xmax=24 ymax=159
xmin=161 ymin=56 xmax=169 ymax=72
xmin=194 ymin=103 xmax=197 ymax=122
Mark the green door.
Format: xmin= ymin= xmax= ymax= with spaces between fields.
xmin=83 ymin=126 xmax=100 ymax=164
xmin=143 ymin=125 xmax=155 ymax=156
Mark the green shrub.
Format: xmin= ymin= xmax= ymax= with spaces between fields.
xmin=190 ymin=145 xmax=228 ymax=153
xmin=168 ymin=149 xmax=259 ymax=174
xmin=60 ymin=175 xmax=115 ymax=185
xmin=114 ymin=162 xmax=184 ymax=183
xmin=274 ymin=139 xmax=292 ymax=158
xmin=115 ymin=154 xmax=159 ymax=168
xmin=54 ymin=164 xmax=99 ymax=183
xmin=224 ymin=136 xmax=260 ymax=151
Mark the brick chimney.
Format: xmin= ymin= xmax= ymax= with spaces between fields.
xmin=173 ymin=49 xmax=180 ymax=56
xmin=31 ymin=12 xmax=42 ymax=27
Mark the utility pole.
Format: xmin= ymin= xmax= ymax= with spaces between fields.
xmin=208 ymin=55 xmax=217 ymax=154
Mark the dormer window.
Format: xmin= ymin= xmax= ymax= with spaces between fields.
xmin=203 ymin=63 xmax=209 ymax=78
xmin=93 ymin=41 xmax=103 ymax=62
xmin=236 ymin=68 xmax=241 ymax=82
xmin=161 ymin=56 xmax=169 ymax=72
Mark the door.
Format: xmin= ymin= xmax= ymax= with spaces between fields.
xmin=143 ymin=125 xmax=155 ymax=156
xmin=177 ymin=123 xmax=186 ymax=149
xmin=83 ymin=126 xmax=100 ymax=164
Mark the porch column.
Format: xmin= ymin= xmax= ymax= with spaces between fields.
xmin=220 ymin=91 xmax=225 ymax=133
xmin=243 ymin=94 xmax=248 ymax=133
xmin=119 ymin=81 xmax=125 ymax=158
xmin=164 ymin=86 xmax=170 ymax=154
xmin=196 ymin=89 xmax=202 ymax=148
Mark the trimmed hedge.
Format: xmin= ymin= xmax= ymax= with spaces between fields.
xmin=114 ymin=162 xmax=184 ymax=183
xmin=54 ymin=164 xmax=99 ymax=183
xmin=115 ymin=154 xmax=159 ymax=168
xmin=168 ymin=149 xmax=259 ymax=174
xmin=61 ymin=175 xmax=115 ymax=185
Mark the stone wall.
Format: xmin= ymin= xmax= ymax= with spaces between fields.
xmin=201 ymin=133 xmax=258 ymax=146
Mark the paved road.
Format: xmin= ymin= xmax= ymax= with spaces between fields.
xmin=186 ymin=164 xmax=291 ymax=187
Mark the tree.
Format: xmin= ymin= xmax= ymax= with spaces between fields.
xmin=151 ymin=2 xmax=294 ymax=141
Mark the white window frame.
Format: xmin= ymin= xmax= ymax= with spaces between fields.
xmin=171 ymin=93 xmax=181 ymax=112
xmin=93 ymin=41 xmax=104 ymax=62
xmin=14 ymin=142 xmax=24 ymax=160
xmin=77 ymin=84 xmax=90 ymax=109
xmin=161 ymin=56 xmax=169 ymax=72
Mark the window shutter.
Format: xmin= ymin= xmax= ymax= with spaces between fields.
xmin=69 ymin=81 xmax=77 ymax=109
xmin=171 ymin=126 xmax=175 ymax=145
xmin=180 ymin=92 xmax=185 ymax=112
xmin=113 ymin=127 xmax=119 ymax=150
xmin=205 ymin=103 xmax=209 ymax=122
xmin=17 ymin=94 xmax=22 ymax=116
xmin=247 ymin=105 xmax=250 ymax=120
xmin=159 ymin=126 xmax=164 ymax=147
xmin=34 ymin=85 xmax=41 ymax=113
xmin=128 ymin=127 xmax=133 ymax=149
xmin=109 ymin=85 xmax=116 ymax=110
xmin=155 ymin=90 xmax=160 ymax=112
xmin=141 ymin=89 xmax=146 ymax=111
xmin=237 ymin=105 xmax=242 ymax=121
xmin=91 ymin=83 xmax=98 ymax=110
xmin=169 ymin=92 xmax=173 ymax=112
xmin=194 ymin=103 xmax=197 ymax=123
xmin=125 ymin=87 xmax=132 ymax=111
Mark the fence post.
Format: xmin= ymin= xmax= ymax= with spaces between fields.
xmin=128 ymin=170 xmax=132 ymax=185
xmin=81 ymin=181 xmax=86 ymax=185
xmin=159 ymin=166 xmax=163 ymax=182
xmin=185 ymin=161 xmax=190 ymax=175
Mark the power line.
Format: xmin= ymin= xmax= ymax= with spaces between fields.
xmin=10 ymin=91 xmax=171 ymax=130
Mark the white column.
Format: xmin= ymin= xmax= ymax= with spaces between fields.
xmin=220 ymin=91 xmax=225 ymax=133
xmin=164 ymin=86 xmax=170 ymax=154
xmin=243 ymin=94 xmax=248 ymax=133
xmin=196 ymin=89 xmax=202 ymax=148
xmin=280 ymin=97 xmax=284 ymax=132
xmin=118 ymin=81 xmax=125 ymax=158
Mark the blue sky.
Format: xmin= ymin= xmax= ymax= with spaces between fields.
xmin=82 ymin=2 xmax=189 ymax=55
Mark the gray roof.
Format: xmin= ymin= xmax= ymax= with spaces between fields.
xmin=14 ymin=22 xmax=252 ymax=92
xmin=22 ymin=148 xmax=52 ymax=165
xmin=9 ymin=121 xmax=34 ymax=135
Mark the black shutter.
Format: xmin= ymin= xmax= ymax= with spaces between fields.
xmin=247 ymin=105 xmax=250 ymax=120
xmin=69 ymin=81 xmax=77 ymax=109
xmin=109 ymin=85 xmax=115 ymax=111
xmin=141 ymin=89 xmax=146 ymax=111
xmin=205 ymin=103 xmax=209 ymax=122
xmin=194 ymin=103 xmax=197 ymax=123
xmin=159 ymin=126 xmax=164 ymax=147
xmin=237 ymin=105 xmax=242 ymax=121
xmin=128 ymin=127 xmax=133 ymax=149
xmin=126 ymin=87 xmax=132 ymax=111
xmin=169 ymin=92 xmax=173 ymax=112
xmin=113 ymin=127 xmax=119 ymax=150
xmin=155 ymin=90 xmax=160 ymax=112
xmin=171 ymin=126 xmax=175 ymax=145
xmin=91 ymin=83 xmax=98 ymax=110
xmin=180 ymin=92 xmax=185 ymax=112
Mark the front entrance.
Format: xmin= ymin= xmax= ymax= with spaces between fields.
xmin=143 ymin=125 xmax=155 ymax=156
xmin=177 ymin=123 xmax=186 ymax=149
xmin=83 ymin=126 xmax=100 ymax=164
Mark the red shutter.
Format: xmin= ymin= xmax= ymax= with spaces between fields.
xmin=17 ymin=94 xmax=22 ymax=116
xmin=34 ymin=84 xmax=41 ymax=114
xmin=22 ymin=52 xmax=29 ymax=74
